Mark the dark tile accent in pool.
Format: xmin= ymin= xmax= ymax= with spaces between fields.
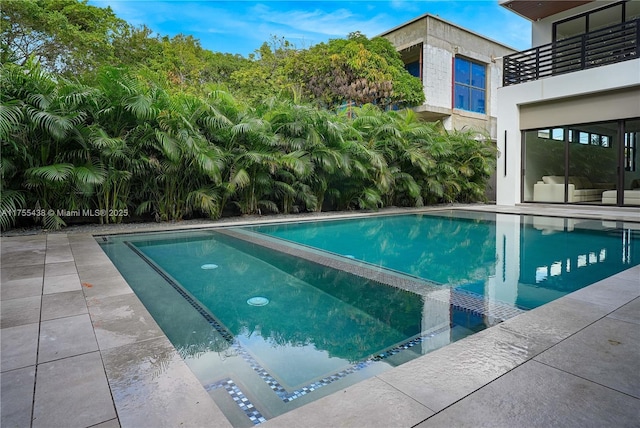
xmin=124 ymin=241 xmax=234 ymax=342
xmin=123 ymin=232 xmax=525 ymax=425
xmin=206 ymin=378 xmax=267 ymax=425
xmin=124 ymin=239 xmax=453 ymax=407
xmin=451 ymin=288 xmax=525 ymax=322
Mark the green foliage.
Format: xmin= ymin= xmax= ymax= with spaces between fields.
xmin=1 ymin=0 xmax=126 ymax=76
xmin=1 ymin=4 xmax=495 ymax=231
xmin=286 ymin=32 xmax=425 ymax=109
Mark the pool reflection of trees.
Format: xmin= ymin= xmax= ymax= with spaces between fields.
xmin=137 ymin=217 xmax=498 ymax=363
xmin=254 ymin=214 xmax=498 ymax=285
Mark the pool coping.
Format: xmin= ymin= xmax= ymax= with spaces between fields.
xmin=2 ymin=204 xmax=639 ymax=427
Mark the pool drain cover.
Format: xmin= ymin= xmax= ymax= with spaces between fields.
xmin=247 ymin=297 xmax=269 ymax=306
xmin=201 ymin=264 xmax=219 ymax=270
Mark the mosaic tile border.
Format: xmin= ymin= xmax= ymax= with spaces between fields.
xmin=206 ymin=379 xmax=266 ymax=425
xmin=451 ymin=288 xmax=526 ymax=323
xmin=123 ymin=233 xmax=524 ymax=424
xmin=124 ymin=240 xmax=453 ymax=403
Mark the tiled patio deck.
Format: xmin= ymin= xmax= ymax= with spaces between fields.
xmin=1 ymin=205 xmax=639 ymax=427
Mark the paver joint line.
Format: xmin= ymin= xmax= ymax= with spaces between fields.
xmin=2 ymin=205 xmax=639 ymax=428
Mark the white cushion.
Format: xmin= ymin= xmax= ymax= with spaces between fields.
xmin=543 ymin=175 xmax=564 ymax=185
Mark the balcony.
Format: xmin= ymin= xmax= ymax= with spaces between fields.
xmin=503 ymin=18 xmax=639 ymax=86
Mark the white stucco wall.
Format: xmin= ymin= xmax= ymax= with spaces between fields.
xmin=496 ymin=59 xmax=640 ymax=206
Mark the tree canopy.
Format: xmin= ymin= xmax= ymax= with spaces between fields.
xmin=288 ymin=32 xmax=425 ymax=108
xmin=1 ymin=0 xmax=126 ymax=75
xmin=0 ymin=0 xmax=495 ymax=231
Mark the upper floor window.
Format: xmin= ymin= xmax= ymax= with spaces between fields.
xmin=405 ymin=61 xmax=420 ymax=78
xmin=553 ymin=1 xmax=639 ymax=42
xmin=454 ymin=57 xmax=485 ymax=114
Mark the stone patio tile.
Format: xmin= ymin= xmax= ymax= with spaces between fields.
xmin=1 ymin=323 xmax=39 ymax=372
xmin=534 ymin=317 xmax=640 ymax=398
xmin=38 ymin=313 xmax=98 ymax=363
xmin=41 ymin=290 xmax=88 ymax=321
xmin=88 ymin=293 xmax=164 ymax=350
xmin=0 ymin=366 xmax=36 ymax=428
xmin=46 ymin=234 xmax=69 ymax=243
xmin=378 ymin=324 xmax=547 ymax=412
xmin=70 ymin=242 xmax=109 ymax=256
xmin=498 ymin=295 xmax=610 ymax=348
xmin=91 ymin=419 xmax=121 ymax=428
xmin=102 ymin=336 xmax=230 ymax=428
xmin=568 ymin=274 xmax=640 ymax=311
xmin=45 ymin=242 xmax=71 ymax=251
xmin=1 ymin=236 xmax=46 ymax=253
xmin=0 ymin=249 xmax=46 ymax=267
xmin=81 ymin=276 xmax=135 ymax=300
xmin=42 ymin=272 xmax=81 ymax=294
xmin=76 ymin=263 xmax=125 ymax=282
xmin=0 ymin=296 xmax=41 ymax=328
xmin=44 ymin=248 xmax=74 ymax=264
xmin=0 ymin=276 xmax=43 ymax=300
xmin=415 ymin=361 xmax=640 ymax=428
xmin=0 ymin=265 xmax=43 ymax=282
xmin=264 ymin=376 xmax=433 ymax=428
xmin=67 ymin=234 xmax=98 ymax=245
xmin=612 ymin=265 xmax=640 ymax=282
xmin=71 ymin=250 xmax=113 ymax=268
xmin=607 ymin=297 xmax=640 ymax=325
xmin=33 ymin=352 xmax=116 ymax=428
xmin=44 ymin=261 xmax=77 ymax=277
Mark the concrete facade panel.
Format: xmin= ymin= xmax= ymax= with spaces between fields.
xmin=496 ymin=59 xmax=640 ymax=206
xmin=381 ymin=13 xmax=516 ymax=140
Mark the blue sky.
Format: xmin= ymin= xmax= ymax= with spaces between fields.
xmin=89 ymin=0 xmax=531 ymax=57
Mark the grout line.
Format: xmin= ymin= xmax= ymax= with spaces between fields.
xmin=532 ymin=359 xmax=640 ymax=400
xmin=410 ymin=292 xmax=638 ymax=426
xmin=29 ymin=237 xmax=47 ymax=428
xmin=70 ymin=233 xmax=123 ymax=428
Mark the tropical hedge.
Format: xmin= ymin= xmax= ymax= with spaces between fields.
xmin=0 ymin=60 xmax=496 ymax=230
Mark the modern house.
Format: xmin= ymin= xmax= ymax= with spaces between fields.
xmin=496 ymin=0 xmax=640 ymax=207
xmin=379 ymin=14 xmax=517 ymax=141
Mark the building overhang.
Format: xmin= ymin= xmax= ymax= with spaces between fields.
xmin=499 ymin=0 xmax=594 ymax=21
xmin=412 ymin=105 xmax=452 ymax=122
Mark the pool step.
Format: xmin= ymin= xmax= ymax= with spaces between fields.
xmin=215 ymin=229 xmax=525 ymax=324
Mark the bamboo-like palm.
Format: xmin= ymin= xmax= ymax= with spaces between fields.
xmin=446 ymin=129 xmax=497 ymax=202
xmin=89 ymin=67 xmax=162 ymax=222
xmin=1 ymin=60 xmax=106 ymax=229
xmin=139 ymin=91 xmax=225 ymax=221
xmin=1 ymin=60 xmax=498 ymax=231
xmin=262 ymin=99 xmax=335 ymax=213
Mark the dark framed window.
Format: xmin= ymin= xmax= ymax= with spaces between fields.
xmin=552 ymin=0 xmax=638 ymax=42
xmin=405 ymin=61 xmax=420 ymax=78
xmin=566 ymin=128 xmax=612 ymax=147
xmin=454 ymin=57 xmax=485 ymax=114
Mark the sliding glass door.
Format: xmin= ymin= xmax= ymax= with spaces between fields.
xmin=522 ymin=118 xmax=640 ymax=206
xmin=568 ymin=122 xmax=618 ymax=204
xmin=623 ymin=119 xmax=640 ymax=206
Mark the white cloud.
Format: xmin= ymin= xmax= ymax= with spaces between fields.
xmin=250 ymin=4 xmax=393 ymax=39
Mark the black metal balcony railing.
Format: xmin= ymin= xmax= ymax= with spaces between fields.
xmin=503 ymin=18 xmax=639 ymax=86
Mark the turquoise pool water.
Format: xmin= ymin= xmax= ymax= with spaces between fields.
xmin=99 ymin=210 xmax=639 ymax=426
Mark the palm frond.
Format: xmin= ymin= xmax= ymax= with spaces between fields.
xmin=26 ymin=164 xmax=74 ymax=183
xmin=0 ymin=189 xmax=25 ymax=231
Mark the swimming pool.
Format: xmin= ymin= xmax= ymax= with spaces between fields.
xmin=99 ymin=210 xmax=639 ymax=426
